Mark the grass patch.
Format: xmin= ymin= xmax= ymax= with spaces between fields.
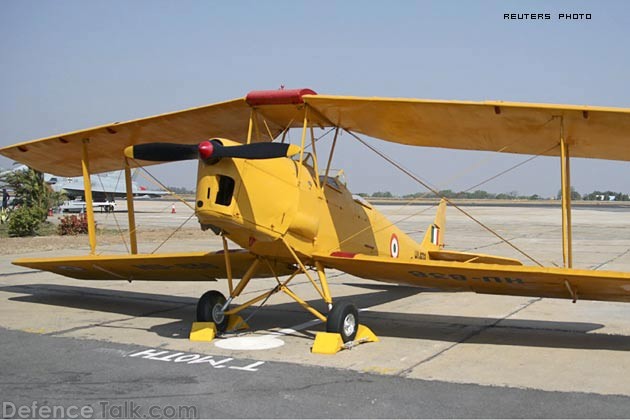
xmin=0 ymin=220 xmax=59 ymax=238
xmin=38 ymin=221 xmax=58 ymax=236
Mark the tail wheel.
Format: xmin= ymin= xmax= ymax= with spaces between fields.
xmin=196 ymin=290 xmax=229 ymax=333
xmin=326 ymin=301 xmax=359 ymax=343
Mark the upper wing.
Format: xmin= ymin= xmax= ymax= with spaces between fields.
xmin=4 ymin=91 xmax=630 ymax=177
xmin=0 ymin=89 xmax=334 ymax=177
xmin=315 ymin=253 xmax=630 ymax=303
xmin=0 ymin=98 xmax=253 ymax=176
xmin=0 ymin=97 xmax=326 ymax=177
xmin=13 ymin=250 xmax=294 ymax=281
xmin=304 ymin=95 xmax=630 ymax=161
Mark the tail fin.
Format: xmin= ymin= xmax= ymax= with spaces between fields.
xmin=421 ymin=199 xmax=447 ymax=250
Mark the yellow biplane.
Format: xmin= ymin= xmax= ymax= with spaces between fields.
xmin=2 ymin=88 xmax=630 ymax=350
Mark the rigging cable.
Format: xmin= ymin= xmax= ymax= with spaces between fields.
xmin=151 ymin=211 xmax=196 ymax=254
xmin=95 ymin=172 xmax=129 ymax=254
xmin=345 ymin=129 xmax=545 ymax=267
xmin=128 ymin=159 xmax=198 ymax=253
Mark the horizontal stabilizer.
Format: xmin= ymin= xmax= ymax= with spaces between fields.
xmin=428 ymin=250 xmax=522 ymax=266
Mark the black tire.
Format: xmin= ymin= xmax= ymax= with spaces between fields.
xmin=196 ymin=290 xmax=229 ymax=333
xmin=326 ymin=301 xmax=359 ymax=343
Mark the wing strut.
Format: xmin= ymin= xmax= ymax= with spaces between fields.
xmin=81 ymin=139 xmax=97 ymax=254
xmin=309 ymin=125 xmax=322 ymax=189
xmin=221 ymin=235 xmax=234 ymax=295
xmin=559 ymin=118 xmax=573 ymax=268
xmin=246 ymin=109 xmax=255 ymax=144
xmin=297 ymin=106 xmax=309 ymax=181
xmin=124 ymin=159 xmax=138 ymax=254
xmin=322 ymin=127 xmax=340 ymax=190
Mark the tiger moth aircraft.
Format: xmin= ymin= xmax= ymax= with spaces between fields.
xmin=2 ymin=88 xmax=630 ymax=353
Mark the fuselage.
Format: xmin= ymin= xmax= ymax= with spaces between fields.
xmin=194 ymin=139 xmax=423 ymax=265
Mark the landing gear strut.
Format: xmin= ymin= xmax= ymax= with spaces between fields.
xmin=190 ymin=245 xmax=377 ymax=353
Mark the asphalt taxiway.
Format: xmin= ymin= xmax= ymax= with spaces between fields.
xmin=1 ymin=202 xmax=630 ymax=417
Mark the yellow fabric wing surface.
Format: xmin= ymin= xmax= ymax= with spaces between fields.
xmin=304 ymin=95 xmax=630 ymax=161
xmin=13 ymin=250 xmax=294 ymax=281
xmin=1 ymin=98 xmax=253 ymax=176
xmin=0 ymin=98 xmax=328 ymax=177
xmin=315 ymin=253 xmax=630 ymax=303
xmin=3 ymin=92 xmax=630 ymax=177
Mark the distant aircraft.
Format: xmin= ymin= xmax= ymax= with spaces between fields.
xmin=47 ymin=171 xmax=167 ymax=201
xmin=1 ymin=164 xmax=167 ymax=202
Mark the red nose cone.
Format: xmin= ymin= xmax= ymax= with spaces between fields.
xmin=198 ymin=141 xmax=214 ymax=160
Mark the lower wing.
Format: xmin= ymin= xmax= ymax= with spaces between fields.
xmin=13 ymin=250 xmax=294 ymax=281
xmin=315 ymin=253 xmax=630 ymax=303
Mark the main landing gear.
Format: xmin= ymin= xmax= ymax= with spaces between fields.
xmin=326 ymin=301 xmax=359 ymax=342
xmin=194 ymin=289 xmax=361 ymax=343
xmin=196 ymin=290 xmax=229 ymax=333
xmin=189 ymin=237 xmax=378 ymax=353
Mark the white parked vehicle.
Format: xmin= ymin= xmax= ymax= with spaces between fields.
xmin=59 ymin=199 xmax=116 ymax=213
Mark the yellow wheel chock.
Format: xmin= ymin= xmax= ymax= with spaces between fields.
xmin=189 ymin=316 xmax=249 ymax=343
xmin=227 ymin=314 xmax=249 ymax=331
xmin=312 ymin=332 xmax=344 ymax=354
xmin=189 ymin=322 xmax=217 ymax=342
xmin=312 ymin=324 xmax=379 ymax=354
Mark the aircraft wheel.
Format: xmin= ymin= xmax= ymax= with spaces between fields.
xmin=326 ymin=301 xmax=359 ymax=343
xmin=196 ymin=290 xmax=229 ymax=333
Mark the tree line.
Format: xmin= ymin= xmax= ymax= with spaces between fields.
xmin=359 ymin=189 xmax=630 ymax=201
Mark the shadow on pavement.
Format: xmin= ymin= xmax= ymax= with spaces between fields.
xmin=3 ymin=282 xmax=627 ymax=351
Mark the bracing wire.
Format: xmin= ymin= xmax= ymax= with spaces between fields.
xmin=461 ymin=144 xmax=558 ymax=193
xmin=346 ymin=129 xmax=544 ymax=267
xmin=95 ymin=173 xmax=129 ymax=254
xmin=303 ymin=127 xmax=336 ymax=151
xmin=125 ymin=159 xmax=197 ymax=253
xmin=331 ymin=204 xmax=437 ymax=253
xmin=151 ymin=211 xmax=196 ymax=254
xmin=131 ymin=159 xmax=195 ymax=211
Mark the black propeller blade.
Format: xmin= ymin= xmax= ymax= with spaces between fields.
xmin=198 ymin=140 xmax=300 ymax=160
xmin=124 ymin=140 xmax=300 ymax=163
xmin=125 ymin=143 xmax=198 ymax=162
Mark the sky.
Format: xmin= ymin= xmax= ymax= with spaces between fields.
xmin=1 ymin=0 xmax=628 ymax=197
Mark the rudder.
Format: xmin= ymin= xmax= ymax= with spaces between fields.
xmin=421 ymin=199 xmax=447 ymax=250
